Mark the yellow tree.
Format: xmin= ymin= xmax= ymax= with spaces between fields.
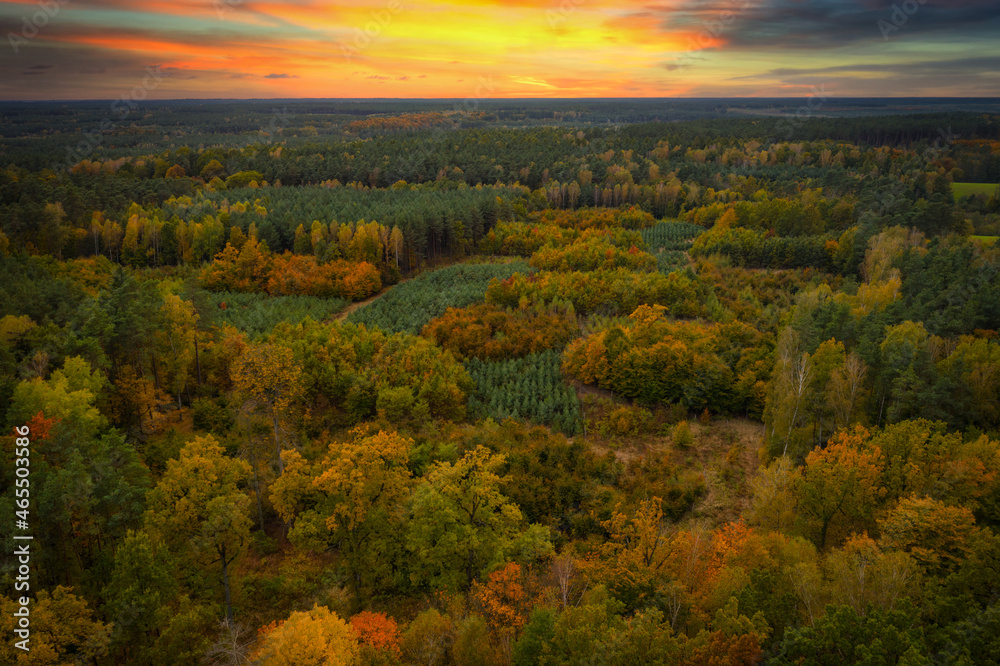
xmin=389 ymin=226 xmax=405 ymax=267
xmin=591 ymin=497 xmax=707 ymax=623
xmin=310 ymin=220 xmax=329 ymax=258
xmin=824 ymin=533 xmax=920 ymax=615
xmin=806 ymin=338 xmax=846 ymax=446
xmin=101 ymin=221 xmax=123 ymax=262
xmin=337 ymin=223 xmax=354 ymax=257
xmin=0 ymin=586 xmax=111 ymax=665
xmin=828 ymin=351 xmax=868 ymax=430
xmin=292 ymin=223 xmax=310 ymax=255
xmin=748 ymin=456 xmax=800 ymax=534
xmin=155 ymin=294 xmax=198 ymax=411
xmin=877 ymin=496 xmax=978 ymax=575
xmin=939 ymin=337 xmax=1000 ymax=428
xmin=794 ymin=426 xmax=887 ymax=549
xmin=254 ymin=606 xmax=358 ymax=666
xmin=764 ymin=328 xmax=813 ymax=458
xmin=599 ymin=498 xmax=674 ymax=582
xmin=272 ymin=428 xmax=413 ymax=605
xmin=144 ymin=435 xmax=252 ymax=622
xmin=230 ymin=343 xmax=302 ymax=474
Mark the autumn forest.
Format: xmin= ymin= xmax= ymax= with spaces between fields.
xmin=2 ymin=99 xmax=1000 ymax=665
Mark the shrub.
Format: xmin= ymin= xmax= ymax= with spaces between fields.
xmin=673 ymin=420 xmax=694 ymax=449
xmin=376 ymin=386 xmax=416 ymax=423
xmin=596 ymin=405 xmax=654 ymax=438
xmin=400 ymin=609 xmax=451 ymax=666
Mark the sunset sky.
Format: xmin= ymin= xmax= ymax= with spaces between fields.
xmin=1 ymin=0 xmax=998 ymax=100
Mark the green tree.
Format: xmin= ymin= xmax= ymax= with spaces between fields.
xmin=144 ymin=435 xmax=252 ymax=621
xmin=407 ymin=446 xmax=543 ymax=590
xmin=104 ymin=529 xmax=178 ymax=662
xmin=400 ymin=609 xmax=451 ymax=666
xmin=7 ymin=356 xmax=107 ymax=444
xmin=513 ymin=608 xmax=556 ymax=666
xmin=774 ymin=603 xmax=930 ymax=665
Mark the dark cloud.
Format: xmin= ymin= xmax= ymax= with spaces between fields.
xmin=263 ymin=73 xmax=297 ymax=79
xmin=662 ymin=53 xmax=706 ymax=71
xmin=651 ymin=0 xmax=1000 ymax=50
xmin=741 ymin=56 xmax=1000 ymax=79
xmin=720 ymin=56 xmax=1000 ymax=97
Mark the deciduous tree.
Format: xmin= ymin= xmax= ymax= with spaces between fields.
xmin=407 ymin=446 xmax=536 ymax=590
xmin=230 ymin=343 xmax=302 ymax=474
xmin=254 ymin=605 xmax=358 ymax=666
xmin=144 ymin=435 xmax=252 ymax=621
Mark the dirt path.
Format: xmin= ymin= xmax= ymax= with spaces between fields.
xmin=331 ymin=256 xmax=520 ymax=323
xmin=334 ymin=288 xmax=387 ymax=322
xmin=332 ymin=274 xmax=416 ymax=323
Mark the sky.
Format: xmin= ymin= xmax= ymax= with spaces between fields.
xmin=1 ymin=0 xmax=998 ymax=100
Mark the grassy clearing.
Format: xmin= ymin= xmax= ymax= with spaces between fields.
xmin=953 ymin=182 xmax=999 ymax=198
xmin=971 ymin=235 xmax=999 ymax=246
xmin=676 ymin=418 xmax=764 ymax=526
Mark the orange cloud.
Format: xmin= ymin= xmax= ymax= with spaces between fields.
xmin=2 ymin=0 xmax=995 ymax=99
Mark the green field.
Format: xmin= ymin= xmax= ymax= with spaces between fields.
xmin=971 ymin=235 xmax=999 ymax=246
xmin=953 ymin=182 xmax=999 ymax=198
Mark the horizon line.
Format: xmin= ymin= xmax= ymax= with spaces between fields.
xmin=3 ymin=96 xmax=1000 ymax=104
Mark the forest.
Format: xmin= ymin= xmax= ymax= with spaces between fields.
xmin=1 ymin=100 xmax=1000 ymax=665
